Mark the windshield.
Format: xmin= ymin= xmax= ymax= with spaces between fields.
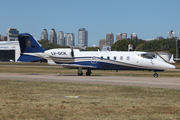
xmin=140 ymin=53 xmax=153 ymax=59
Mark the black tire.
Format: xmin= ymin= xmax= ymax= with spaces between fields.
xmin=86 ymin=72 xmax=91 ymax=76
xmin=78 ymin=72 xmax=83 ymax=76
xmin=154 ymin=73 xmax=158 ymax=78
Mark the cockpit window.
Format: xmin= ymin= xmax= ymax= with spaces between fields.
xmin=140 ymin=53 xmax=153 ymax=59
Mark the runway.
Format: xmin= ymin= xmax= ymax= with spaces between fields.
xmin=0 ymin=73 xmax=180 ymax=89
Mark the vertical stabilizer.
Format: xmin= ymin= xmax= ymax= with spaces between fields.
xmin=17 ymin=33 xmax=46 ymax=62
xmin=18 ymin=33 xmax=45 ymax=53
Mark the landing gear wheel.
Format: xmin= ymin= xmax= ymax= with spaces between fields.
xmin=78 ymin=68 xmax=83 ymax=76
xmin=78 ymin=72 xmax=83 ymax=76
xmin=86 ymin=69 xmax=92 ymax=76
xmin=154 ymin=73 xmax=158 ymax=78
xmin=86 ymin=72 xmax=90 ymax=76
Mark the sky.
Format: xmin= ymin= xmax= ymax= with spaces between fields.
xmin=1 ymin=0 xmax=180 ymax=46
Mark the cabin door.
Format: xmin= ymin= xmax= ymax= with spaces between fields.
xmin=91 ymin=53 xmax=98 ymax=64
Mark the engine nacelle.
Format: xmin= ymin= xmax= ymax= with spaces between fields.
xmin=45 ymin=48 xmax=74 ymax=64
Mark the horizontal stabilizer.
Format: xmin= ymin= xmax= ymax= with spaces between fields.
xmin=18 ymin=54 xmax=46 ymax=62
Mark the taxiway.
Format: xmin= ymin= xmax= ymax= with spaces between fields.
xmin=0 ymin=73 xmax=180 ymax=89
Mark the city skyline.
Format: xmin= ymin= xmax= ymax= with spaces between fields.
xmin=1 ymin=28 xmax=179 ymax=46
xmin=1 ymin=0 xmax=180 ymax=46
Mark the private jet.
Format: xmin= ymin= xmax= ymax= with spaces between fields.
xmin=16 ymin=33 xmax=175 ymax=77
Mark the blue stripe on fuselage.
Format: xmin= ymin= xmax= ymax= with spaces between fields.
xmin=53 ymin=56 xmax=164 ymax=71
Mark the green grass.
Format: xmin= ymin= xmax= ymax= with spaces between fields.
xmin=0 ymin=63 xmax=180 ymax=119
xmin=0 ymin=80 xmax=180 ymax=120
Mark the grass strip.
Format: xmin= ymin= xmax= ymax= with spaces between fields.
xmin=0 ymin=80 xmax=180 ymax=119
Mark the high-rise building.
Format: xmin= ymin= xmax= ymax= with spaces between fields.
xmin=7 ymin=28 xmax=19 ymax=41
xmin=167 ymin=30 xmax=176 ymax=39
xmin=64 ymin=33 xmax=75 ymax=47
xmin=78 ymin=28 xmax=88 ymax=48
xmin=57 ymin=31 xmax=64 ymax=46
xmin=130 ymin=33 xmax=137 ymax=40
xmin=178 ymin=31 xmax=180 ymax=40
xmin=116 ymin=33 xmax=122 ymax=41
xmin=106 ymin=32 xmax=114 ymax=46
xmin=99 ymin=39 xmax=106 ymax=50
xmin=122 ymin=33 xmax=127 ymax=40
xmin=41 ymin=29 xmax=48 ymax=40
xmin=50 ymin=29 xmax=57 ymax=44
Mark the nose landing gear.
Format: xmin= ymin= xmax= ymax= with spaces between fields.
xmin=153 ymin=73 xmax=158 ymax=78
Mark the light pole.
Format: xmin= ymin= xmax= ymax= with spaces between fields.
xmin=176 ymin=37 xmax=178 ymax=61
xmin=177 ymin=32 xmax=180 ymax=61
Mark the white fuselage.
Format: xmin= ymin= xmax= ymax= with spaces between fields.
xmin=42 ymin=49 xmax=175 ymax=71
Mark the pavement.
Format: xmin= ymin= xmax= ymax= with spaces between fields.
xmin=0 ymin=73 xmax=180 ymax=89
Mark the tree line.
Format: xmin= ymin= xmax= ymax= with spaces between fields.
xmin=39 ymin=39 xmax=180 ymax=58
xmin=111 ymin=38 xmax=180 ymax=58
xmin=38 ymin=39 xmax=70 ymax=49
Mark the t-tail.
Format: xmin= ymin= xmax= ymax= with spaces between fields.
xmin=17 ymin=33 xmax=46 ymax=62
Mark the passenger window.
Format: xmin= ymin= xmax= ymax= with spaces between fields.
xmin=114 ymin=56 xmax=116 ymax=60
xmin=127 ymin=56 xmax=130 ymax=60
xmin=120 ymin=56 xmax=123 ymax=60
xmin=101 ymin=56 xmax=103 ymax=60
xmin=107 ymin=56 xmax=110 ymax=60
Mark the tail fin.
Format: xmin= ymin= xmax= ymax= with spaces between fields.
xmin=18 ymin=33 xmax=45 ymax=53
xmin=17 ymin=33 xmax=46 ymax=62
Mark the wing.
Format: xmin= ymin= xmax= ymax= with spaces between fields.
xmin=61 ymin=64 xmax=97 ymax=69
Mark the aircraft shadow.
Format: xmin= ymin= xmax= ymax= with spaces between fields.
xmin=56 ymin=75 xmax=102 ymax=76
xmin=26 ymin=74 xmax=101 ymax=76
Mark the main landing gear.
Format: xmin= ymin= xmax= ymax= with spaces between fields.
xmin=78 ymin=68 xmax=83 ymax=76
xmin=153 ymin=73 xmax=158 ymax=78
xmin=77 ymin=68 xmax=92 ymax=76
xmin=86 ymin=69 xmax=92 ymax=76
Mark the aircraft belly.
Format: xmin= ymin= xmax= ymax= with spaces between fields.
xmin=96 ymin=61 xmax=163 ymax=71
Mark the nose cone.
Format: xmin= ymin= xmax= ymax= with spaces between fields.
xmin=166 ymin=63 xmax=176 ymax=69
xmin=154 ymin=59 xmax=176 ymax=69
xmin=157 ymin=60 xmax=176 ymax=69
